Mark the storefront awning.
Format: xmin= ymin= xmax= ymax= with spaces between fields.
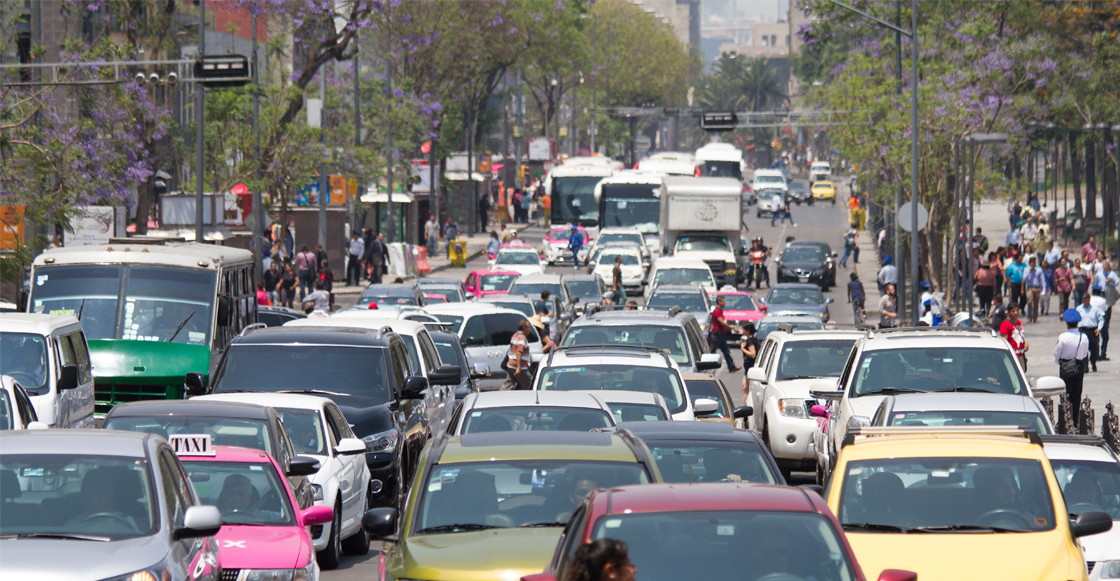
xmin=360 ymin=191 xmax=415 ymax=204
xmin=444 ymin=171 xmax=488 ymax=182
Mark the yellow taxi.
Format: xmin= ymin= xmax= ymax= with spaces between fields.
xmin=361 ymin=431 xmax=661 ymax=581
xmin=825 ymin=426 xmax=1112 ymax=581
xmin=811 ymin=181 xmax=837 ymax=204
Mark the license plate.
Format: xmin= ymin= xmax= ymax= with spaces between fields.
xmin=799 ymin=276 xmax=809 ymax=283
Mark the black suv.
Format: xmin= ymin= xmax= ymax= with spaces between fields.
xmin=203 ymin=325 xmax=448 ymax=509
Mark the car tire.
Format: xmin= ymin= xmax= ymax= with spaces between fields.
xmin=317 ymin=500 xmax=343 ymax=569
xmin=342 ymin=498 xmax=371 ymax=556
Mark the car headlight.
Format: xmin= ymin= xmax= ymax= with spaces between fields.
xmin=778 ymin=398 xmax=808 ymax=419
xmin=311 ymin=483 xmax=324 ymax=502
xmin=1099 ymin=560 xmax=1120 ymax=579
xmin=361 ymin=428 xmax=399 ymax=453
xmin=102 ymin=569 xmax=168 ymax=581
xmin=243 ymin=561 xmax=315 ymax=581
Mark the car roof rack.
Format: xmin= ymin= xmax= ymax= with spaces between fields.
xmin=842 ymin=425 xmax=1042 ymax=448
xmin=865 ymin=326 xmax=998 ymax=339
xmin=1037 ymin=434 xmax=1115 ymax=452
xmin=547 ymin=344 xmax=672 ymax=367
xmin=237 ymin=322 xmax=268 ymax=338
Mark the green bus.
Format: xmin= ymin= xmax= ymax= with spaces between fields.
xmin=28 ymin=239 xmax=256 ymax=414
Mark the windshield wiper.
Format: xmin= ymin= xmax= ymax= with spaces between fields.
xmin=841 ymin=523 xmax=911 ymax=533
xmin=416 ymin=523 xmax=502 ymax=535
xmin=76 ymin=298 xmax=85 ymax=321
xmin=858 ymin=387 xmax=925 ymax=396
xmin=932 ymin=386 xmax=997 ymax=393
xmin=279 ymin=389 xmax=349 ymax=397
xmin=908 ymin=524 xmax=1024 ymax=533
xmin=1 ymin=533 xmax=112 ymax=542
xmin=781 ymin=375 xmax=825 ymax=381
xmin=520 ymin=521 xmax=567 ymax=528
xmin=166 ymin=311 xmax=195 ymax=342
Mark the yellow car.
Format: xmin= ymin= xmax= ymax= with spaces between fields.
xmin=361 ymin=431 xmax=661 ymax=581
xmin=825 ymin=426 xmax=1113 ymax=581
xmin=811 ymin=181 xmax=837 ymax=204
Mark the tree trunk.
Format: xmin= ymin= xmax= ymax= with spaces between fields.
xmin=1070 ymin=131 xmax=1083 ymax=217
xmin=135 ymin=178 xmax=153 ymax=235
xmin=1086 ymin=139 xmax=1098 ymax=220
xmin=1104 ymin=130 xmax=1116 ymax=237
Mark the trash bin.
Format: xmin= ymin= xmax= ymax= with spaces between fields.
xmin=449 ymin=240 xmax=467 ymax=268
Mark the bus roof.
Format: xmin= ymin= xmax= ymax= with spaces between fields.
xmin=32 ymin=241 xmax=254 ymax=270
xmin=695 ymin=142 xmax=744 ymax=163
xmin=547 ymin=163 xmax=615 ymax=179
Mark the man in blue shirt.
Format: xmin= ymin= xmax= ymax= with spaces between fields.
xmin=1043 ymin=241 xmax=1061 ymax=267
xmin=1023 ymin=256 xmax=1046 ymax=323
xmin=1093 ymin=261 xmax=1120 ymax=290
xmin=1076 ymin=292 xmax=1105 ymax=372
xmin=567 ymin=225 xmax=584 ymax=269
xmin=1005 ymin=253 xmax=1027 ymax=310
xmin=1005 ymin=226 xmax=1022 ymax=248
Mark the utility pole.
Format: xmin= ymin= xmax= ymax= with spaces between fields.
xmin=318 ymin=64 xmax=327 ymax=250
xmin=353 ymin=46 xmax=361 ymax=238
xmin=194 ymin=0 xmax=206 ymax=244
xmin=893 ymin=0 xmax=905 ymax=324
xmin=251 ymin=13 xmax=264 ymax=282
xmin=516 ymin=69 xmax=524 ymax=186
xmin=385 ymin=29 xmax=395 ymax=243
xmin=908 ymin=0 xmax=920 ymax=323
xmin=429 ymin=68 xmax=437 ymax=226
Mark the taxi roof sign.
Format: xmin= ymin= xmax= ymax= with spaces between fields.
xmin=169 ymin=434 xmax=216 ymax=456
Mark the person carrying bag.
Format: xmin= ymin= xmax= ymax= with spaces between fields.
xmin=1054 ymin=308 xmax=1090 ymax=428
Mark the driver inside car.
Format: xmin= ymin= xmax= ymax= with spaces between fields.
xmin=215 ymin=474 xmax=282 ymax=522
xmin=69 ymin=467 xmax=145 ymax=531
xmin=0 ymin=336 xmax=47 ymax=389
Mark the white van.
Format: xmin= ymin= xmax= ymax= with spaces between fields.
xmin=0 ymin=313 xmax=95 ymax=428
xmin=751 ymin=169 xmax=788 ymax=194
xmin=810 ymin=161 xmax=832 ymax=183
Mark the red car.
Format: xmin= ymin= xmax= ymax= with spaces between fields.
xmin=710 ymin=290 xmax=765 ymax=342
xmin=523 ymin=483 xmax=916 ymax=581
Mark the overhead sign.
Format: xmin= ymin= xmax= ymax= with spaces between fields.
xmin=168 ymin=434 xmax=215 ymax=456
xmin=701 ymin=111 xmax=738 ymax=131
xmin=69 ymin=206 xmax=125 ymax=246
xmin=898 ymin=200 xmax=929 ymax=232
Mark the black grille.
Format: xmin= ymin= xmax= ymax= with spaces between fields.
xmin=221 ymin=570 xmax=240 ymax=581
xmin=1086 ymin=562 xmax=1096 ymax=573
xmin=95 ymin=383 xmax=173 ymax=413
xmin=311 ymin=524 xmax=324 ymax=538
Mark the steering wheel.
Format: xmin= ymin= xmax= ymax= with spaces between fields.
xmin=1066 ymin=502 xmax=1101 ymax=515
xmin=80 ymin=512 xmax=137 ymax=531
xmin=756 ymin=574 xmax=805 ymax=581
xmin=974 ymin=509 xmax=1032 ymax=529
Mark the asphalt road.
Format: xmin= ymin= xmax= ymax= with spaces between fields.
xmin=320 ymin=180 xmax=853 ymax=579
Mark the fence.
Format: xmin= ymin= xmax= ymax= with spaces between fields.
xmin=1041 ymin=393 xmax=1120 ymax=453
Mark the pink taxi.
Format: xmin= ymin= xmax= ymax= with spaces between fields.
xmin=710 ymin=290 xmax=766 ymax=343
xmin=176 ymin=441 xmax=334 ymax=581
xmin=464 ymin=269 xmax=520 ymax=298
xmin=542 ymin=225 xmax=593 ymax=265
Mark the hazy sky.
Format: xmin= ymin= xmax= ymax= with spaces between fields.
xmin=703 ymin=0 xmax=791 ymax=23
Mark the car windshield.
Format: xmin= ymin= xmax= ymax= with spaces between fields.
xmin=487 ymin=301 xmax=534 ymax=318
xmin=653 ymin=268 xmax=712 ymax=287
xmin=838 ymin=457 xmax=1056 ymax=533
xmin=496 ymin=251 xmax=540 ymax=266
xmin=182 ymin=460 xmax=295 ymax=526
xmin=479 ymin=274 xmax=517 ymax=292
xmin=562 ymin=325 xmax=690 ymax=366
xmin=685 ymin=379 xmax=729 ymax=417
xmin=647 ymin=443 xmax=777 ymax=484
xmin=211 ymin=344 xmax=391 ymax=402
xmin=461 ymin=406 xmax=613 ymax=433
xmin=509 ymin=282 xmax=563 ymax=299
xmin=700 ymin=160 xmax=742 ymax=179
xmin=676 ymin=236 xmax=730 ymax=253
xmin=784 ymin=248 xmax=824 ymax=263
xmin=599 ymin=233 xmax=644 ymax=247
xmin=600 ymin=185 xmax=660 ymax=234
xmin=104 ymin=416 xmax=274 ymax=455
xmin=30 ymin=265 xmax=217 ymax=343
xmin=589 ymin=511 xmax=857 ymax=581
xmin=565 ymin=280 xmax=603 ymax=300
xmin=416 ymin=460 xmax=649 ymax=533
xmin=599 ymin=252 xmax=641 ymax=266
xmin=755 ymin=320 xmax=822 ymax=341
xmin=755 ymin=175 xmax=784 ymax=184
xmin=813 ymin=183 xmax=833 ymax=190
xmin=0 ymin=333 xmax=49 ymax=393
xmin=548 ymin=229 xmax=576 ymax=242
xmin=1050 ymin=459 xmax=1120 ymax=519
xmin=775 ymin=340 xmax=856 ymax=381
xmin=717 ymin=295 xmax=758 ymax=311
xmin=552 ymin=177 xmax=603 ymax=223
xmin=424 ymin=288 xmax=463 ymax=302
xmin=432 ymin=339 xmax=466 ymax=369
xmin=538 ymin=365 xmax=687 ymax=414
xmin=358 ymin=295 xmax=418 ymax=307
xmin=886 ymin=410 xmax=1050 ymax=433
xmin=0 ymin=454 xmax=157 ymax=539
xmin=649 ymin=291 xmax=707 ymax=314
xmin=606 ymin=403 xmax=667 ymax=422
xmin=767 ymin=288 xmax=823 ymax=305
xmin=275 ymin=408 xmax=326 ymax=456
xmin=852 ymin=347 xmax=1026 ymax=396
xmin=440 ymin=313 xmax=540 ymax=347
xmin=788 ymin=183 xmax=808 ymax=192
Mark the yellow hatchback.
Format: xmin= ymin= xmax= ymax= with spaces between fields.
xmin=811 ymin=181 xmax=837 ymax=203
xmin=825 ymin=426 xmax=1112 ymax=581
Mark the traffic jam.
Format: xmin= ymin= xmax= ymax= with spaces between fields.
xmin=2 ymin=150 xmax=1118 ymax=581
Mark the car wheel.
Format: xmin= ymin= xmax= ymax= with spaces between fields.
xmin=317 ymin=500 xmax=343 ymax=569
xmin=342 ymin=492 xmax=371 ymax=555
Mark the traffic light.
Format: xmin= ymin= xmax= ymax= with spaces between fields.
xmin=194 ymin=55 xmax=251 ymax=87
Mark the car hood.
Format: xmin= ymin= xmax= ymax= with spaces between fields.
xmin=331 ymin=400 xmax=393 ymax=437
xmin=397 ymin=528 xmax=563 ymax=581
xmin=493 ymin=265 xmax=543 ymax=276
xmin=0 ymin=533 xmax=168 ymax=581
xmin=848 ymin=394 xmax=884 ymax=421
xmin=773 ymin=377 xmax=837 ymax=398
xmin=723 ymin=309 xmax=764 ymax=322
xmin=215 ymin=524 xmax=309 ymax=570
xmin=764 ymin=303 xmax=827 ymax=316
xmin=844 ymin=531 xmax=1075 ymax=581
xmin=1080 ymin=522 xmax=1120 ymax=562
xmin=780 ymin=260 xmax=828 ymax=271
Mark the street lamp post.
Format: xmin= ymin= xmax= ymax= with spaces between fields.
xmin=960 ymin=133 xmax=1008 ymax=317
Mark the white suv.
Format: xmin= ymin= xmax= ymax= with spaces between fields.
xmin=533 ymin=345 xmax=710 ymax=421
xmin=745 ymin=328 xmax=863 ymax=477
xmin=808 ymin=327 xmax=1066 ymax=481
xmin=1042 ymin=434 xmax=1120 ymax=580
xmin=0 ymin=313 xmax=95 ymax=428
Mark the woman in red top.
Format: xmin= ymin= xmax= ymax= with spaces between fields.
xmin=999 ymin=304 xmax=1028 ymax=370
xmin=1053 ymin=258 xmax=1073 ymax=313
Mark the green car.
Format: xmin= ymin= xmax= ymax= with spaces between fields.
xmin=362 ymin=431 xmax=662 ymax=581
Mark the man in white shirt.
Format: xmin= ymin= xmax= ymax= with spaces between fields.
xmin=1020 ymin=220 xmax=1038 ymax=246
xmin=877 ymin=256 xmax=898 ymax=295
xmin=1054 ymin=308 xmax=1090 ymax=428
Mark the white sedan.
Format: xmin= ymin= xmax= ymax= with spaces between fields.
xmin=196 ymin=392 xmax=371 ymax=569
xmin=489 ymin=247 xmax=547 ymax=276
xmin=592 ymin=246 xmax=646 ymax=294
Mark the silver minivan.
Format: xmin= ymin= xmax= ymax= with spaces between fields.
xmin=0 ymin=314 xmax=95 ymax=428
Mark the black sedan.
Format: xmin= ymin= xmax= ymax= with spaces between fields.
xmin=614 ymin=421 xmax=785 ymax=485
xmin=774 ymin=245 xmax=832 ymax=289
xmin=787 ymin=240 xmax=837 ymax=287
xmin=787 ymin=181 xmax=812 ymax=205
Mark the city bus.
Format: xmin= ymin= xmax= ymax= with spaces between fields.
xmin=545 ymin=157 xmax=618 ymax=228
xmin=595 ymin=170 xmax=665 ymax=253
xmin=27 ymin=239 xmax=256 ymax=414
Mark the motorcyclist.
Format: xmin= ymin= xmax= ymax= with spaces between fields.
xmin=747 ymin=237 xmax=770 ymax=285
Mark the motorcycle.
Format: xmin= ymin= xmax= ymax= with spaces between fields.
xmin=747 ymin=249 xmax=769 ymax=290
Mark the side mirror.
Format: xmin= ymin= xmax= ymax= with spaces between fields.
xmin=217 ymin=296 xmax=232 ymax=327
xmin=173 ymin=505 xmax=223 ymax=540
xmin=1070 ymin=511 xmax=1113 ymax=538
xmin=697 ymin=353 xmax=722 ymax=371
xmin=876 ymin=570 xmax=918 ymax=581
xmin=362 ymin=507 xmax=398 ymax=539
xmin=825 ymin=297 xmax=834 ymax=304
xmin=693 ymin=398 xmax=719 ymax=416
xmin=1032 ymin=375 xmax=1066 ymax=398
xmin=800 ymin=484 xmax=824 ymax=496
xmin=809 ymin=404 xmax=828 ymax=418
xmin=184 ymin=372 xmax=207 ymax=397
xmin=334 ymin=437 xmax=367 ymax=456
xmin=471 ymin=363 xmax=491 ymax=379
xmin=757 ymin=297 xmax=766 ymax=304
xmin=287 ymin=455 xmax=321 ymax=477
xmin=429 ymin=365 xmax=462 ymax=386
xmin=302 ymin=505 xmax=334 ymax=526
xmin=401 ymin=375 xmax=429 ymax=399
xmin=831 ymin=252 xmax=838 ymax=258
xmin=746 ymin=367 xmax=767 ymax=383
xmin=570 ymin=297 xmax=579 ymax=304
xmin=732 ymin=406 xmax=753 ymax=419
xmin=27 ymin=421 xmax=49 ymax=430
xmin=57 ymin=364 xmax=79 ymax=391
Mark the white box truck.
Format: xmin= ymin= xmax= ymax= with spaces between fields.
xmin=659 ymin=176 xmax=746 ymax=286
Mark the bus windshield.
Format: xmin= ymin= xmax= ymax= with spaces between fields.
xmin=30 ymin=265 xmax=217 ymax=345
xmin=700 ymin=160 xmax=742 ymax=179
xmin=552 ymin=177 xmax=603 ymax=224
xmin=599 ymin=184 xmax=660 ymax=234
